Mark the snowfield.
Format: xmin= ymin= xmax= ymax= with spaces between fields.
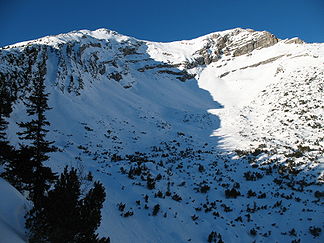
xmin=0 ymin=28 xmax=323 ymax=242
xmin=0 ymin=179 xmax=29 ymax=243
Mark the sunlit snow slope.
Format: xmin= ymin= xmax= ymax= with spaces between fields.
xmin=1 ymin=28 xmax=323 ymax=242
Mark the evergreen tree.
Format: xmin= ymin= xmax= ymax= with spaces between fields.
xmin=15 ymin=61 xmax=56 ymax=203
xmin=0 ymin=82 xmax=14 ymax=165
xmin=2 ymin=145 xmax=34 ymax=192
xmin=26 ymin=167 xmax=110 ymax=243
xmin=26 ymin=167 xmax=81 ymax=242
xmin=0 ymin=79 xmax=19 ymax=189
xmin=0 ymin=112 xmax=9 ymax=145
xmin=78 ymin=181 xmax=108 ymax=242
xmin=0 ymin=114 xmax=12 ymax=165
xmin=17 ymin=67 xmax=55 ymax=164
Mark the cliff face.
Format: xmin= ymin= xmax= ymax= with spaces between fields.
xmin=0 ymin=28 xmax=280 ymax=99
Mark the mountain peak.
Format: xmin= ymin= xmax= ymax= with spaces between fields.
xmin=1 ymin=28 xmax=134 ymax=50
xmin=2 ymin=27 xmax=299 ymax=51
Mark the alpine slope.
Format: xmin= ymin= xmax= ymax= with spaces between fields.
xmin=0 ymin=27 xmax=323 ymax=242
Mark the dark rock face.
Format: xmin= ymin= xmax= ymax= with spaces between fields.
xmin=284 ymin=37 xmax=305 ymax=44
xmin=0 ymin=45 xmax=49 ymax=105
xmin=232 ymin=31 xmax=278 ymax=57
xmin=0 ymin=34 xmax=147 ymax=96
xmin=184 ymin=57 xmax=205 ymax=69
xmin=0 ymin=28 xmax=294 ymax=101
xmin=109 ymin=72 xmax=123 ymax=81
xmin=184 ymin=29 xmax=279 ymax=69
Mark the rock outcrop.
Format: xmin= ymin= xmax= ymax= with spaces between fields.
xmin=284 ymin=37 xmax=305 ymax=44
xmin=232 ymin=30 xmax=278 ymax=56
xmin=185 ymin=28 xmax=279 ymax=68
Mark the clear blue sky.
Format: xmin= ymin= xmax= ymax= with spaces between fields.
xmin=1 ymin=0 xmax=323 ymax=47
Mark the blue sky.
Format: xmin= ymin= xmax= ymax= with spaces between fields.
xmin=1 ymin=0 xmax=323 ymax=46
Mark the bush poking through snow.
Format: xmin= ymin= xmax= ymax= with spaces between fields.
xmin=225 ymin=188 xmax=241 ymax=198
xmin=152 ymin=204 xmax=160 ymax=216
xmin=207 ymin=231 xmax=224 ymax=243
xmin=309 ymin=226 xmax=321 ymax=238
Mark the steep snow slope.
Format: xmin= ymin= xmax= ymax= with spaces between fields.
xmin=0 ymin=28 xmax=323 ymax=242
xmin=0 ymin=179 xmax=29 ymax=243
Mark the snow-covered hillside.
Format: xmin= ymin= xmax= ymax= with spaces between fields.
xmin=0 ymin=28 xmax=323 ymax=242
xmin=0 ymin=179 xmax=29 ymax=243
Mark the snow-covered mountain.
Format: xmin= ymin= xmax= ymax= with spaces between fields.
xmin=1 ymin=28 xmax=323 ymax=242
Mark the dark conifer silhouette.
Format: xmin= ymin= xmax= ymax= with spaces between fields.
xmin=15 ymin=60 xmax=56 ymax=203
xmin=0 ymin=81 xmax=14 ymax=165
xmin=0 ymin=79 xmax=19 ymax=189
xmin=2 ymin=145 xmax=35 ymax=192
xmin=26 ymin=166 xmax=110 ymax=243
